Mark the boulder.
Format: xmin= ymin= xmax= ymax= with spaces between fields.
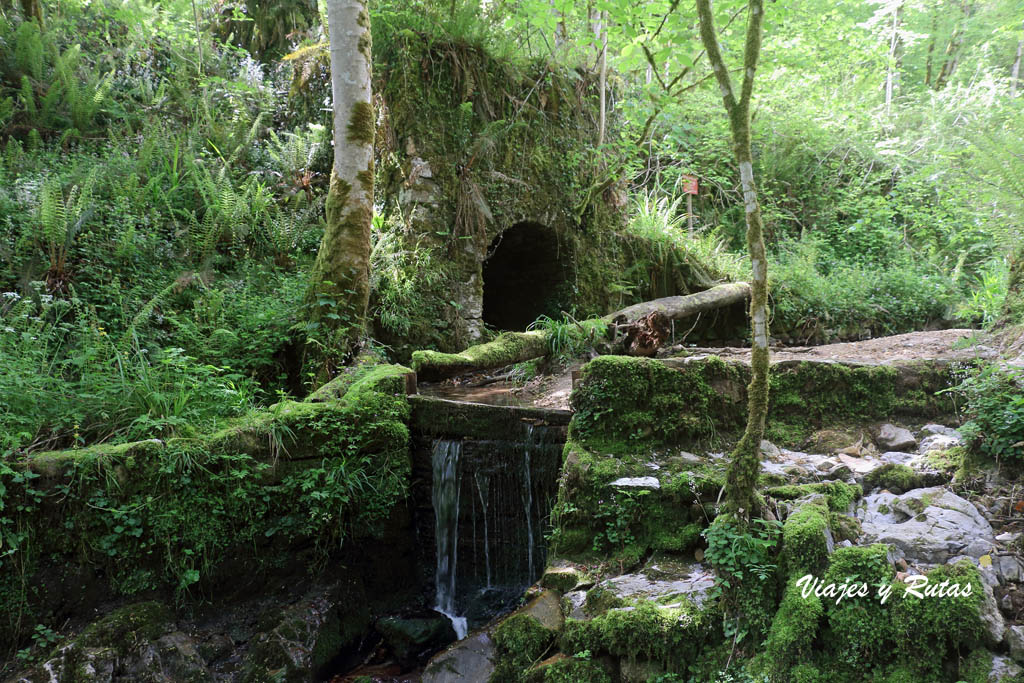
xmin=980 ymin=582 xmax=1008 ymax=647
xmin=1006 ymin=625 xmax=1024 ymax=663
xmin=583 ymin=559 xmax=715 ymax=616
xmin=875 ymin=424 xmax=917 ymax=452
xmin=989 ymin=654 xmax=1024 ymax=681
xmin=921 ymin=424 xmax=961 ymax=438
xmin=540 ymin=566 xmax=584 ymax=593
xmin=376 ymin=612 xmax=457 ymax=667
xmin=240 ymin=580 xmax=370 ymax=682
xmin=421 ymin=631 xmax=496 ymax=683
xmin=919 ymin=433 xmax=962 ymax=454
xmin=12 ymin=602 xmax=211 ymax=683
xmin=858 ymin=487 xmax=996 ymax=565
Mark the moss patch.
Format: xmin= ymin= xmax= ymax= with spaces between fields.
xmin=782 ymin=502 xmax=832 ymax=576
xmin=411 ymin=331 xmax=549 ymax=381
xmin=560 ymin=599 xmax=720 ymax=672
xmin=346 ymin=100 xmax=375 ymax=146
xmin=491 ymin=613 xmax=558 ymax=682
xmin=758 ymin=580 xmax=823 ymax=677
xmin=550 ymin=439 xmax=720 ymax=563
xmin=864 ymin=463 xmax=922 ymax=493
xmin=767 ymin=481 xmax=862 ymax=511
xmin=568 ymin=355 xmax=956 ymax=453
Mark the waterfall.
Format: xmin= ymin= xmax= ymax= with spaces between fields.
xmin=522 ymin=425 xmax=535 ymax=583
xmin=432 ymin=440 xmax=468 ymax=639
xmin=474 ymin=470 xmax=491 ymax=588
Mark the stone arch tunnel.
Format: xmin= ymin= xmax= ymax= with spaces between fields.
xmin=481 ymin=222 xmax=571 ymax=331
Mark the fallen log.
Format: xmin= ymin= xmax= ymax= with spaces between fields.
xmin=605 ymin=281 xmax=751 ymax=325
xmin=411 ymin=330 xmax=549 ymax=381
xmin=410 ymin=282 xmax=750 ymax=380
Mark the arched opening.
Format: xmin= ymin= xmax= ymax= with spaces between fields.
xmin=482 ymin=222 xmax=568 ymax=331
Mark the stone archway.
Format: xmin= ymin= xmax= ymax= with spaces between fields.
xmin=481 ymin=222 xmax=568 ymax=331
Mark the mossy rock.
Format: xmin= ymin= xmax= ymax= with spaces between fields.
xmin=540 ymin=567 xmax=583 ymax=594
xmin=307 ymin=361 xmax=412 ymax=403
xmin=767 ymin=481 xmax=862 ymax=511
xmin=490 ymin=613 xmax=559 ymax=682
xmin=1 ymin=372 xmax=412 ymax=647
xmin=560 ymin=599 xmax=720 ymax=672
xmin=760 ymin=581 xmax=824 ymax=678
xmin=77 ymin=601 xmax=175 ymax=656
xmin=806 ymin=428 xmax=869 ymax=453
xmin=821 ymin=544 xmax=895 ymax=673
xmin=782 ymin=502 xmax=833 ymax=576
xmin=864 ymin=464 xmax=922 ymax=494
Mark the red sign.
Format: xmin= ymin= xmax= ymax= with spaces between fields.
xmin=681 ymin=175 xmax=699 ymax=195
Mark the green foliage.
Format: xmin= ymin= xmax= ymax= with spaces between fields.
xmin=0 ymin=374 xmax=411 ymax=644
xmin=770 ymin=235 xmax=959 ymax=342
xmin=953 ymin=362 xmax=1024 ymax=464
xmin=591 ymin=488 xmax=649 ymax=553
xmin=0 ymin=288 xmax=258 ymax=453
xmin=528 ymin=314 xmax=609 ymax=363
xmin=703 ymin=515 xmax=782 ymax=642
xmin=370 ymin=213 xmax=452 ymax=352
xmin=957 ymin=257 xmax=1010 ymax=328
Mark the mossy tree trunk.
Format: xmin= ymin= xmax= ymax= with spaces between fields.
xmin=307 ymin=0 xmax=374 ymax=379
xmin=1004 ymin=243 xmax=1024 ymax=323
xmin=696 ymin=0 xmax=768 ymax=519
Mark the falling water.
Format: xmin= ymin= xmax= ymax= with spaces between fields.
xmin=522 ymin=425 xmax=535 ymax=583
xmin=432 ymin=440 xmax=468 ymax=639
xmin=475 ymin=470 xmax=492 ymax=588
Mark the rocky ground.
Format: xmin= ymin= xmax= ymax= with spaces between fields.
xmin=421 ymin=417 xmax=1024 ymax=682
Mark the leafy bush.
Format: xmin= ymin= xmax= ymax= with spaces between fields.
xmin=771 ymin=235 xmax=958 ymax=340
xmin=703 ymin=515 xmax=782 ymax=642
xmin=0 ymin=287 xmax=256 ymax=454
xmin=953 ymin=362 xmax=1024 ymax=464
xmin=528 ymin=314 xmax=609 ymax=362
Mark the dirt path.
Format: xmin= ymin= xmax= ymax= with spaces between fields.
xmin=680 ymin=328 xmax=997 ymax=364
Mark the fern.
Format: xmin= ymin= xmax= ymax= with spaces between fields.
xmin=13 ymin=20 xmax=45 ymax=80
xmin=29 ymin=170 xmax=97 ymax=291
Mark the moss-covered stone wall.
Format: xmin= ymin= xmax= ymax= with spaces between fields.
xmin=363 ymin=25 xmax=721 ymax=357
xmin=569 ymin=355 xmax=959 ymax=451
xmin=0 ymin=365 xmax=418 ymax=647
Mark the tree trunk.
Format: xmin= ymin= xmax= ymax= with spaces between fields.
xmin=307 ymin=0 xmax=374 ymax=378
xmin=412 ymin=331 xmax=550 ymax=381
xmin=20 ymin=0 xmax=43 ymax=26
xmin=884 ymin=1 xmax=903 ymax=117
xmin=925 ymin=10 xmax=937 ymax=87
xmin=606 ymin=282 xmax=750 ymax=325
xmin=1012 ymin=36 xmax=1022 ymax=98
xmin=697 ymin=0 xmax=769 ymax=519
xmin=597 ymin=10 xmax=608 ymax=146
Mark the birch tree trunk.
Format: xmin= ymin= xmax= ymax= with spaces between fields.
xmin=307 ymin=0 xmax=374 ymax=377
xmin=696 ymin=0 xmax=769 ymax=519
xmin=597 ymin=10 xmax=608 ymax=146
xmin=884 ymin=1 xmax=903 ymax=117
xmin=1012 ymin=35 xmax=1022 ymax=98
